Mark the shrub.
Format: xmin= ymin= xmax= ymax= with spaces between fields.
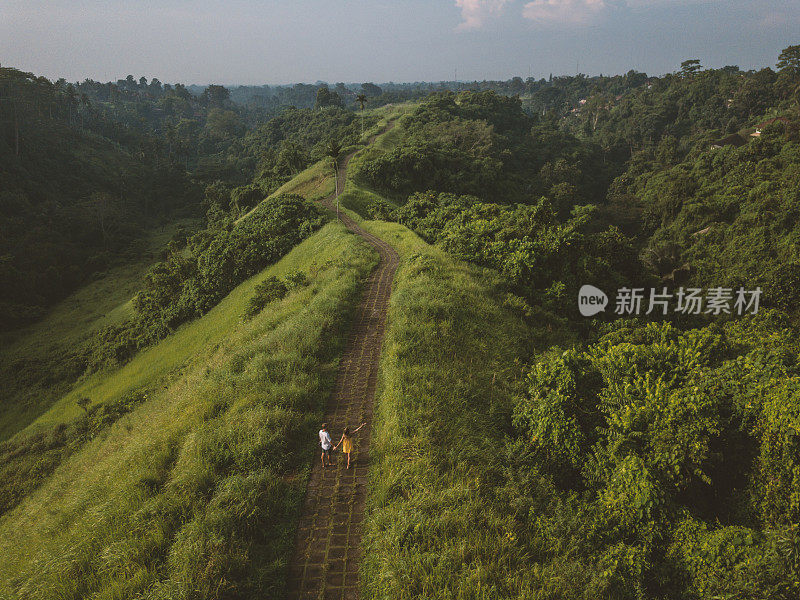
xmin=283 ymin=270 xmax=309 ymax=290
xmin=392 ymin=190 xmax=643 ymax=309
xmin=510 ymin=313 xmax=800 ymax=597
xmin=245 ymin=276 xmax=287 ymax=320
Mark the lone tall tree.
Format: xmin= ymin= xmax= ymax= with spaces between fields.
xmin=680 ymin=59 xmax=702 ymax=77
xmin=777 ymin=44 xmax=800 ymax=75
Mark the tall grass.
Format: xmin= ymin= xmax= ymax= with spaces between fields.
xmin=0 ymin=223 xmax=377 ymax=599
xmin=269 ymin=160 xmax=335 ymax=203
xmin=358 ymin=221 xmax=542 ymax=599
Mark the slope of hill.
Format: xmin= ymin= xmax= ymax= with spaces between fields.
xmin=0 ymin=222 xmax=377 ymax=599
xmin=5 ymin=52 xmax=800 ymax=599
xmin=0 ymin=106 xmax=409 ymax=599
xmin=341 ymin=72 xmax=800 ymax=597
xmin=0 ymin=221 xmax=196 ymax=442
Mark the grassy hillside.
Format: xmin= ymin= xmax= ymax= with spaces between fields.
xmin=358 ymin=221 xmax=573 ymax=598
xmin=0 ymin=220 xmax=196 ymax=442
xmin=268 ymin=159 xmax=336 ymax=202
xmin=0 ymin=223 xmax=377 ymax=599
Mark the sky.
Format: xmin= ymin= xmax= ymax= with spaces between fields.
xmin=1 ymin=0 xmax=799 ymax=85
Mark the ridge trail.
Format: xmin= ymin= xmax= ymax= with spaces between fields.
xmin=287 ymin=125 xmax=399 ymax=599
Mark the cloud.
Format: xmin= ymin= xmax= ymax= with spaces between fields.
xmin=519 ymin=1 xmax=701 ymax=27
xmin=522 ymin=0 xmax=609 ymax=25
xmin=455 ymin=0 xmax=510 ymax=30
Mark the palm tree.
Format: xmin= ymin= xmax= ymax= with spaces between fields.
xmin=326 ymin=139 xmax=343 ymax=217
xmin=356 ymin=94 xmax=367 ymax=135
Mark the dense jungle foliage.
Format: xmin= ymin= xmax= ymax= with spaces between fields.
xmin=392 ymin=190 xmax=642 ymax=312
xmin=510 ymin=314 xmax=800 ymax=598
xmin=346 ymin=46 xmax=800 ymax=598
xmin=352 ymin=89 xmax=614 ymax=205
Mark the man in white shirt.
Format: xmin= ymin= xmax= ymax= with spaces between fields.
xmin=319 ymin=423 xmax=333 ymax=467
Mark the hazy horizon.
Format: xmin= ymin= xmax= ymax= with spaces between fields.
xmin=3 ymin=0 xmax=799 ymax=86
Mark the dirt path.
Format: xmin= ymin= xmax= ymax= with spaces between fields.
xmin=287 ymin=127 xmax=399 ymax=600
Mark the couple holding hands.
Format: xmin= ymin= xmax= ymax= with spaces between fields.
xmin=318 ymin=421 xmax=366 ymax=469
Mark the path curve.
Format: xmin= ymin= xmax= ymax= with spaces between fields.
xmin=287 ymin=126 xmax=399 ymax=599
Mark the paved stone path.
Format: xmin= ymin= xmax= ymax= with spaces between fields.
xmin=286 ymin=127 xmax=399 ymax=600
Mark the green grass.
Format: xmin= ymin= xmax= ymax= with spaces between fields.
xmin=0 ymin=102 xmax=426 ymax=599
xmin=0 ymin=222 xmax=378 ymax=599
xmin=0 ymin=220 xmax=197 ymax=442
xmin=339 ymin=185 xmax=398 ymax=220
xmin=358 ymin=221 xmax=557 ymax=599
xmin=347 ymin=113 xmax=406 ymax=181
xmin=343 ymin=136 xmax=558 ymax=599
xmin=270 ymin=104 xmax=410 ymax=209
xmin=269 ymin=159 xmax=335 ymax=202
xmin=338 ymin=115 xmax=407 ymax=220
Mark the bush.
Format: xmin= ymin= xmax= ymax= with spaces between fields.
xmin=365 ymin=198 xmax=396 ymax=220
xmin=509 ymin=314 xmax=800 ymax=598
xmin=245 ymin=276 xmax=287 ymax=319
xmin=391 ymin=190 xmax=643 ymax=308
xmin=230 ymin=183 xmax=266 ymax=214
xmin=283 ymin=270 xmax=308 ymax=290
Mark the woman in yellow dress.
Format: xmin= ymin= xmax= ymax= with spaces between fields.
xmin=333 ymin=422 xmax=367 ymax=469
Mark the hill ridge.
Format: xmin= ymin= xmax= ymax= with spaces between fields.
xmin=286 ymin=125 xmax=399 ymax=599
